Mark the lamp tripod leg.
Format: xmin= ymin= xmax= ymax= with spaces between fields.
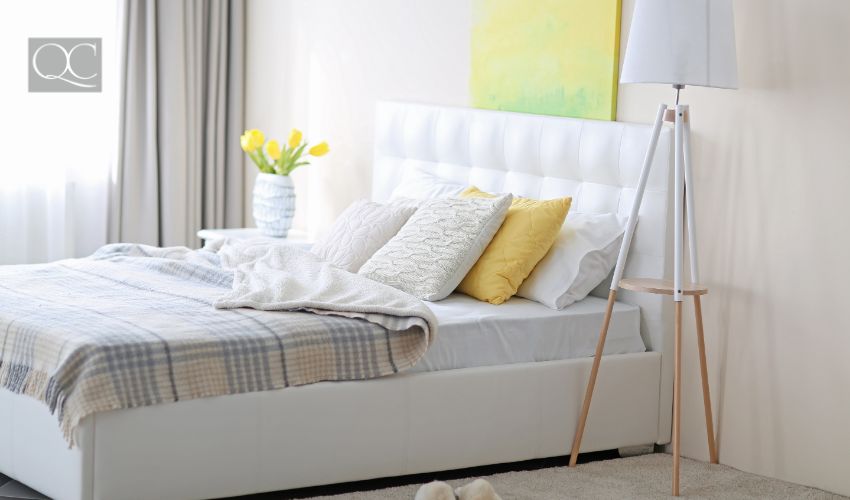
xmin=682 ymin=111 xmax=699 ymax=283
xmin=569 ymin=289 xmax=617 ymax=466
xmin=671 ymin=104 xmax=687 ymax=495
xmin=569 ymin=103 xmax=668 ymax=467
xmin=694 ymin=294 xmax=719 ymax=464
xmin=682 ymin=110 xmax=718 ymax=464
xmin=673 ymin=300 xmax=683 ymax=496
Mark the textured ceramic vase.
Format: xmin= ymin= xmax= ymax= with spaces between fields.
xmin=253 ymin=173 xmax=295 ymax=237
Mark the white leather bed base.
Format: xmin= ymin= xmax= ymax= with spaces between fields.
xmin=0 ymin=352 xmax=662 ymax=500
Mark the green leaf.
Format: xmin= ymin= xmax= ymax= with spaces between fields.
xmin=291 ymin=143 xmax=308 ymax=163
xmin=248 ymin=150 xmax=263 ymax=170
xmin=286 ymin=161 xmax=310 ymax=175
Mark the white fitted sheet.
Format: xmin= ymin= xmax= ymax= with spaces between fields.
xmin=413 ymin=294 xmax=645 ymax=372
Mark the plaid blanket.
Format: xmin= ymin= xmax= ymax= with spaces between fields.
xmin=0 ymin=244 xmax=434 ymax=445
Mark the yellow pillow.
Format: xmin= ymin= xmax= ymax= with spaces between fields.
xmin=457 ymin=187 xmax=571 ymax=304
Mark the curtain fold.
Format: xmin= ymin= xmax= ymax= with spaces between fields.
xmin=110 ymin=0 xmax=245 ymax=247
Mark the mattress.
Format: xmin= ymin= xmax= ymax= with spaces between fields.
xmin=413 ymin=293 xmax=645 ymax=372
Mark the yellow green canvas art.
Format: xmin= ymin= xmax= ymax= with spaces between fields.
xmin=471 ymin=0 xmax=621 ymax=121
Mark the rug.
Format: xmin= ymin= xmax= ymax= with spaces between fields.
xmin=309 ymin=454 xmax=845 ymax=499
xmin=1 ymin=454 xmax=845 ymax=499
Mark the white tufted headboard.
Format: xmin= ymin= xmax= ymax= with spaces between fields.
xmin=372 ymin=101 xmax=675 ymax=444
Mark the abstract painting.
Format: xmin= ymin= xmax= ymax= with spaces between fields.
xmin=470 ymin=0 xmax=621 ymax=121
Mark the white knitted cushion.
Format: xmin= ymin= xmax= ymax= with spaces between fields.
xmin=311 ymin=200 xmax=416 ymax=272
xmin=359 ymin=194 xmax=512 ymax=301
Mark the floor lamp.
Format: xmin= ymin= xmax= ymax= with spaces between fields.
xmin=568 ymin=0 xmax=738 ymax=496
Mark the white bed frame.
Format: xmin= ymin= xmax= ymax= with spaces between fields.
xmin=0 ymin=101 xmax=673 ymax=500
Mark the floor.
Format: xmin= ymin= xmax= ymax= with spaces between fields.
xmin=231 ymin=450 xmax=620 ymax=499
xmin=2 ymin=451 xmax=845 ymax=499
xmin=0 ymin=451 xmax=619 ymax=500
xmin=0 ymin=473 xmax=48 ymax=500
xmin=304 ymin=454 xmax=848 ymax=500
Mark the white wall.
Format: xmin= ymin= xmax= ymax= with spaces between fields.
xmin=617 ymin=1 xmax=850 ymax=494
xmin=245 ymin=0 xmax=470 ymax=236
xmin=246 ymin=0 xmax=850 ymax=495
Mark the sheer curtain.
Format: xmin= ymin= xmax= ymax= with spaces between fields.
xmin=0 ymin=0 xmax=119 ymax=264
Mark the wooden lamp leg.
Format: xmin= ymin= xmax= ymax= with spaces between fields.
xmin=693 ymin=295 xmax=718 ymax=463
xmin=569 ymin=104 xmax=667 ymax=468
xmin=673 ymin=301 xmax=683 ymax=496
xmin=568 ymin=289 xmax=617 ymax=467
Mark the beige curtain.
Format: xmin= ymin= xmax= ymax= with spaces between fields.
xmin=110 ymin=0 xmax=245 ymax=247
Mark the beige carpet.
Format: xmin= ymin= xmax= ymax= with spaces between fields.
xmin=310 ymin=454 xmax=845 ymax=499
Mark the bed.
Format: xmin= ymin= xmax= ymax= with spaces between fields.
xmin=0 ymin=101 xmax=674 ymax=500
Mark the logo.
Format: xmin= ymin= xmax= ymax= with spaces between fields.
xmin=28 ymin=38 xmax=101 ymax=92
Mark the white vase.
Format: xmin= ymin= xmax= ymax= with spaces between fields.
xmin=252 ymin=173 xmax=295 ymax=237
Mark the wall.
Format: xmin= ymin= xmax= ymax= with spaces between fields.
xmin=246 ymin=0 xmax=850 ymax=495
xmin=245 ymin=0 xmax=470 ymax=235
xmin=617 ymin=1 xmax=850 ymax=494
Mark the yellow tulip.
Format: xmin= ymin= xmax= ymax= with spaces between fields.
xmin=266 ymin=140 xmax=281 ymax=161
xmin=240 ymin=132 xmax=254 ymax=153
xmin=249 ymin=129 xmax=265 ymax=149
xmin=308 ymin=141 xmax=330 ymax=157
xmin=288 ymin=128 xmax=303 ymax=149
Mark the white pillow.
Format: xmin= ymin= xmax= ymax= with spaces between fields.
xmin=389 ymin=167 xmax=466 ymax=200
xmin=311 ymin=200 xmax=416 ymax=272
xmin=359 ymin=195 xmax=512 ymax=301
xmin=517 ymin=212 xmax=626 ymax=309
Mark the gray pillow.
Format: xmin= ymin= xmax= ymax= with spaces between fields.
xmin=359 ymin=194 xmax=512 ymax=301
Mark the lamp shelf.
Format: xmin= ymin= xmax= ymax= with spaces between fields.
xmin=619 ymin=278 xmax=708 ymax=296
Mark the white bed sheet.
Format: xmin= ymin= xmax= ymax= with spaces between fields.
xmin=414 ymin=293 xmax=645 ymax=372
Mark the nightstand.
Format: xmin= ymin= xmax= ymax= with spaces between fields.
xmin=197 ymin=228 xmax=312 ymax=246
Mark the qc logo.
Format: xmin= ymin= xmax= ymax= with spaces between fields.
xmin=28 ymin=38 xmax=101 ymax=92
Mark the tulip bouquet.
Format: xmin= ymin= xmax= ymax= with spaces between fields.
xmin=240 ymin=128 xmax=329 ymax=176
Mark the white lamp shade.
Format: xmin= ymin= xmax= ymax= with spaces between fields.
xmin=620 ymin=0 xmax=738 ymax=89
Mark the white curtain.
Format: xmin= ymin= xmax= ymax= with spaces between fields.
xmin=0 ymin=180 xmax=108 ymax=264
xmin=0 ymin=0 xmax=119 ymax=264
